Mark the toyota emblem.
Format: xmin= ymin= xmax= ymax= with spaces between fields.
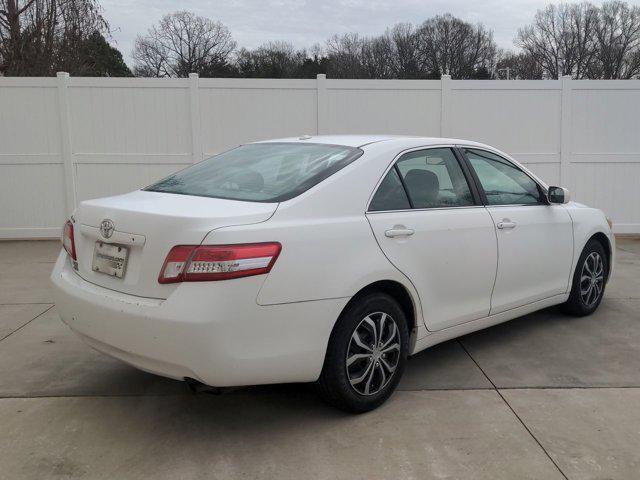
xmin=100 ymin=219 xmax=115 ymax=239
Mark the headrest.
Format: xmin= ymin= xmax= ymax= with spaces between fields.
xmin=404 ymin=169 xmax=439 ymax=207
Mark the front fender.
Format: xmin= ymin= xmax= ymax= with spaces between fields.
xmin=564 ymin=204 xmax=615 ymax=284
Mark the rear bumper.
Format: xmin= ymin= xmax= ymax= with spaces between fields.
xmin=50 ymin=251 xmax=348 ymax=386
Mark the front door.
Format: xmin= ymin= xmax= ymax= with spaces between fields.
xmin=462 ymin=148 xmax=574 ymax=314
xmin=366 ymin=147 xmax=498 ymax=331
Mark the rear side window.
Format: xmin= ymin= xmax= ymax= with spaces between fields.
xmin=370 ymin=147 xmax=474 ymax=212
xmin=146 ymin=143 xmax=363 ymax=202
xmin=395 ymin=148 xmax=474 ymax=208
xmin=369 ymin=168 xmax=411 ymax=211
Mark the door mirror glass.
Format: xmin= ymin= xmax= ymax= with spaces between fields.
xmin=548 ymin=186 xmax=571 ymax=204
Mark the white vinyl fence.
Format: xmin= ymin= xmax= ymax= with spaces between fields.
xmin=1 ymin=73 xmax=639 ymax=238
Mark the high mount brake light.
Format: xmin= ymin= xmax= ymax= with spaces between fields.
xmin=158 ymin=243 xmax=282 ymax=284
xmin=62 ymin=220 xmax=76 ymax=260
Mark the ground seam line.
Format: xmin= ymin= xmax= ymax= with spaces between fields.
xmin=457 ymin=340 xmax=569 ymax=480
xmin=0 ymin=393 xmax=189 ymax=400
xmin=0 ymin=304 xmax=55 ymax=343
xmin=0 ymin=302 xmax=55 ymax=306
xmin=2 ymin=385 xmax=640 ymax=400
xmin=3 ymin=385 xmax=640 ymax=400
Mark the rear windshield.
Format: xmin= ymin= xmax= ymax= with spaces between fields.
xmin=145 ymin=142 xmax=363 ymax=202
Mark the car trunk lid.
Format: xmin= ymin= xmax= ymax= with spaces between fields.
xmin=72 ymin=190 xmax=277 ymax=299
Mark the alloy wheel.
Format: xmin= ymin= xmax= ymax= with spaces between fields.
xmin=346 ymin=312 xmax=401 ymax=396
xmin=580 ymin=251 xmax=604 ymax=307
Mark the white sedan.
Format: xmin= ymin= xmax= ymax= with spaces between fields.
xmin=51 ymin=135 xmax=614 ymax=412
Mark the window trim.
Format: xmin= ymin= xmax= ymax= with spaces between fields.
xmin=457 ymin=146 xmax=550 ymax=207
xmin=366 ymin=145 xmax=482 ymax=213
xmin=393 ymin=163 xmax=415 ymax=209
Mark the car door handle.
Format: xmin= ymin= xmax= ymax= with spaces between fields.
xmin=385 ymin=228 xmax=415 ymax=238
xmin=497 ymin=221 xmax=517 ymax=230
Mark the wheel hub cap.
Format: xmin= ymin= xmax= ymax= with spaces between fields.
xmin=580 ymin=252 xmax=604 ymax=307
xmin=346 ymin=312 xmax=401 ymax=396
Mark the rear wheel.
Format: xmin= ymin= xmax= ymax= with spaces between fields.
xmin=316 ymin=292 xmax=408 ymax=413
xmin=561 ymin=239 xmax=608 ymax=316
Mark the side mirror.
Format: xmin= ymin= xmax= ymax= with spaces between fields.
xmin=548 ymin=186 xmax=571 ymax=204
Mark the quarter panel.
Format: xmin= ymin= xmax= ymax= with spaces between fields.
xmin=202 ymin=214 xmax=417 ymax=308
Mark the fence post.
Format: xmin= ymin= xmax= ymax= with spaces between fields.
xmin=559 ymin=75 xmax=572 ymax=187
xmin=316 ymin=74 xmax=327 ymax=135
xmin=440 ymin=74 xmax=452 ymax=137
xmin=189 ymin=73 xmax=202 ymax=163
xmin=56 ymin=72 xmax=76 ymax=215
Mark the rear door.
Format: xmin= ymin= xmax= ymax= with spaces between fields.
xmin=461 ymin=148 xmax=574 ymax=314
xmin=366 ymin=147 xmax=498 ymax=332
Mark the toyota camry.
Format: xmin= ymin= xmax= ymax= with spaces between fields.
xmin=51 ymin=135 xmax=614 ymax=412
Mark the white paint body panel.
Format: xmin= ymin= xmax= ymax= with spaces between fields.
xmin=486 ymin=205 xmax=574 ymax=314
xmin=73 ymin=190 xmax=277 ymax=299
xmin=367 ymin=208 xmax=497 ymax=331
xmin=52 ymin=251 xmax=347 ymax=385
xmin=50 ymin=135 xmax=614 ymax=387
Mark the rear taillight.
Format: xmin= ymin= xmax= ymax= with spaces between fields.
xmin=158 ymin=243 xmax=281 ymax=284
xmin=62 ymin=220 xmax=76 ymax=260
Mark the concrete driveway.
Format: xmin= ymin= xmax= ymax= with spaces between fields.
xmin=1 ymin=238 xmax=639 ymax=480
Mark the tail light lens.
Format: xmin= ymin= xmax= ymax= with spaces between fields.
xmin=62 ymin=220 xmax=76 ymax=260
xmin=158 ymin=242 xmax=281 ymax=284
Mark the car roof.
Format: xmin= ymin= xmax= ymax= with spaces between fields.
xmin=253 ymin=135 xmax=492 ymax=149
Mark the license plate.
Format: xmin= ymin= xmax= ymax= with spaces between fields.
xmin=92 ymin=242 xmax=129 ymax=278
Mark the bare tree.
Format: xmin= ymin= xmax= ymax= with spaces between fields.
xmin=325 ymin=33 xmax=366 ymax=78
xmin=517 ymin=3 xmax=599 ymax=78
xmin=360 ymin=34 xmax=395 ymax=78
xmin=235 ymin=41 xmax=306 ymax=78
xmin=496 ymin=49 xmax=544 ymax=79
xmin=323 ymin=16 xmax=497 ymax=79
xmin=0 ymin=0 xmax=108 ymax=75
xmin=594 ymin=1 xmax=640 ymax=78
xmin=325 ymin=32 xmax=396 ymax=79
xmin=415 ymin=14 xmax=497 ymax=79
xmin=388 ymin=23 xmax=421 ymax=78
xmin=132 ymin=11 xmax=236 ymax=77
xmin=131 ymin=36 xmax=169 ymax=77
xmin=232 ymin=41 xmax=327 ymax=78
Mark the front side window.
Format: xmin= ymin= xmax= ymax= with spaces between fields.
xmin=464 ymin=149 xmax=543 ymax=206
xmin=146 ymin=143 xmax=362 ymax=202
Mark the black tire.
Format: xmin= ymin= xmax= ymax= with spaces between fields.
xmin=561 ymin=239 xmax=608 ymax=316
xmin=315 ymin=292 xmax=409 ymax=413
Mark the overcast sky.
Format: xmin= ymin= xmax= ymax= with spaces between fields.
xmin=102 ymin=0 xmax=640 ymax=67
